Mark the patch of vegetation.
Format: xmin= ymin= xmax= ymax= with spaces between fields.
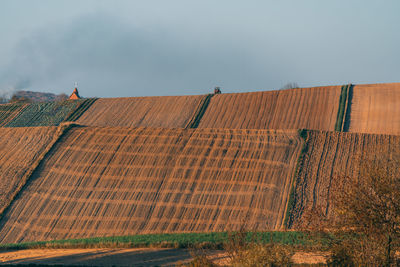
xmin=187 ymin=94 xmax=213 ymax=128
xmin=0 ymin=103 xmax=27 ymax=126
xmin=334 ymin=84 xmax=350 ymax=132
xmin=64 ymin=98 xmax=98 ymax=122
xmin=187 ymin=228 xmax=297 ymax=267
xmin=0 ymin=231 xmax=313 ymax=251
xmin=279 ymin=82 xmax=299 ymax=90
xmin=284 ymin=129 xmax=309 ymax=228
xmin=306 ymin=153 xmax=400 ymax=266
xmin=342 ymin=84 xmax=353 ymax=132
xmin=6 ymin=100 xmax=84 ymax=127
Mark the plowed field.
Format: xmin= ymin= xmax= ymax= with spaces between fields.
xmin=0 ymin=127 xmax=59 ymax=216
xmin=76 ymin=95 xmax=207 ymax=128
xmin=6 ymin=101 xmax=83 ymax=127
xmin=287 ymin=130 xmax=400 ymax=228
xmin=0 ymin=104 xmax=27 ymax=126
xmin=348 ymin=83 xmax=400 ymax=134
xmin=0 ymin=127 xmax=302 ymax=243
xmin=197 ymin=86 xmax=341 ymax=130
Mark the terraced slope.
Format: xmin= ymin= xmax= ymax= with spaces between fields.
xmin=0 ymin=127 xmax=60 ymax=217
xmin=197 ymin=86 xmax=341 ymax=130
xmin=76 ymin=95 xmax=207 ymax=128
xmin=0 ymin=103 xmax=27 ymax=126
xmin=0 ymin=127 xmax=302 ymax=243
xmin=348 ymin=83 xmax=400 ymax=134
xmin=287 ymin=130 xmax=400 ymax=228
xmin=6 ymin=100 xmax=83 ymax=127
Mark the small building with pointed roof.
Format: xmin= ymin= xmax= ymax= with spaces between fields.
xmin=69 ymin=87 xmax=81 ymax=100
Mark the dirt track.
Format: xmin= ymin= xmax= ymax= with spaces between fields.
xmin=0 ymin=127 xmax=302 ymax=243
xmin=348 ymin=83 xmax=400 ymax=134
xmin=76 ymin=95 xmax=206 ymax=128
xmin=0 ymin=248 xmax=195 ymax=266
xmin=197 ymin=86 xmax=341 ymax=130
xmin=0 ymin=248 xmax=327 ymax=266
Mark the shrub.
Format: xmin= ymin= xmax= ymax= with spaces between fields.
xmin=231 ymin=243 xmax=293 ymax=267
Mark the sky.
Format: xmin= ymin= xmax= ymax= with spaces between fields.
xmin=0 ymin=0 xmax=399 ymax=98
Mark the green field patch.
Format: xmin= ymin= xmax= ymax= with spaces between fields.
xmin=334 ymin=84 xmax=351 ymax=132
xmin=0 ymin=232 xmax=313 ymax=250
xmin=0 ymin=103 xmax=27 ymax=126
xmin=6 ymin=100 xmax=84 ymax=127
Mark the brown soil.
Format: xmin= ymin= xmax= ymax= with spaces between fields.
xmin=197 ymin=86 xmax=341 ymax=130
xmin=0 ymin=127 xmax=302 ymax=243
xmin=0 ymin=248 xmax=327 ymax=266
xmin=0 ymin=127 xmax=59 ymax=216
xmin=0 ymin=248 xmax=194 ymax=266
xmin=348 ymin=83 xmax=400 ymax=134
xmin=76 ymin=95 xmax=207 ymax=128
xmin=288 ymin=130 xmax=400 ymax=228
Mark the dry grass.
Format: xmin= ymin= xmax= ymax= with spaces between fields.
xmin=76 ymin=95 xmax=207 ymax=128
xmin=348 ymin=83 xmax=400 ymax=134
xmin=0 ymin=127 xmax=302 ymax=243
xmin=197 ymin=86 xmax=342 ymax=130
xmin=287 ymin=130 xmax=400 ymax=228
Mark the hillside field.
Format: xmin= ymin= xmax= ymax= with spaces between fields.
xmin=0 ymin=127 xmax=60 ymax=216
xmin=76 ymin=95 xmax=207 ymax=128
xmin=348 ymin=83 xmax=400 ymax=135
xmin=197 ymin=86 xmax=341 ymax=130
xmin=0 ymin=127 xmax=302 ymax=244
xmin=287 ymin=130 xmax=400 ymax=228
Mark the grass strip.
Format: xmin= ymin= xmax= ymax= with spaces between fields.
xmin=186 ymin=94 xmax=213 ymax=128
xmin=334 ymin=85 xmax=349 ymax=132
xmin=342 ymin=84 xmax=353 ymax=132
xmin=64 ymin=98 xmax=98 ymax=122
xmin=0 ymin=231 xmax=316 ymax=251
xmin=284 ymin=129 xmax=310 ymax=229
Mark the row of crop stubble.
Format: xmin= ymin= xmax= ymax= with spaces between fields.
xmin=2 ymin=82 xmax=400 ymax=244
xmin=74 ymin=86 xmax=344 ymax=131
xmin=2 ymin=127 xmax=399 ymax=243
xmin=196 ymin=86 xmax=342 ymax=131
xmin=347 ymin=83 xmax=400 ymax=135
xmin=196 ymin=82 xmax=400 ymax=135
xmin=0 ymin=126 xmax=72 ymax=217
xmin=0 ymin=126 xmax=303 ymax=244
xmin=2 ymin=83 xmax=400 ymax=134
xmin=76 ymin=95 xmax=208 ymax=128
xmin=286 ymin=130 xmax=400 ymax=228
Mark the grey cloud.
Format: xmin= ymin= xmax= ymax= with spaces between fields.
xmin=0 ymin=14 xmax=281 ymax=97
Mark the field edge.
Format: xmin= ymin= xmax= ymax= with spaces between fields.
xmin=283 ymin=129 xmax=309 ymax=229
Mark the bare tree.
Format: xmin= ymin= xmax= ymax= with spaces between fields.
xmin=306 ymin=154 xmax=400 ymax=266
xmin=279 ymin=82 xmax=299 ymax=90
